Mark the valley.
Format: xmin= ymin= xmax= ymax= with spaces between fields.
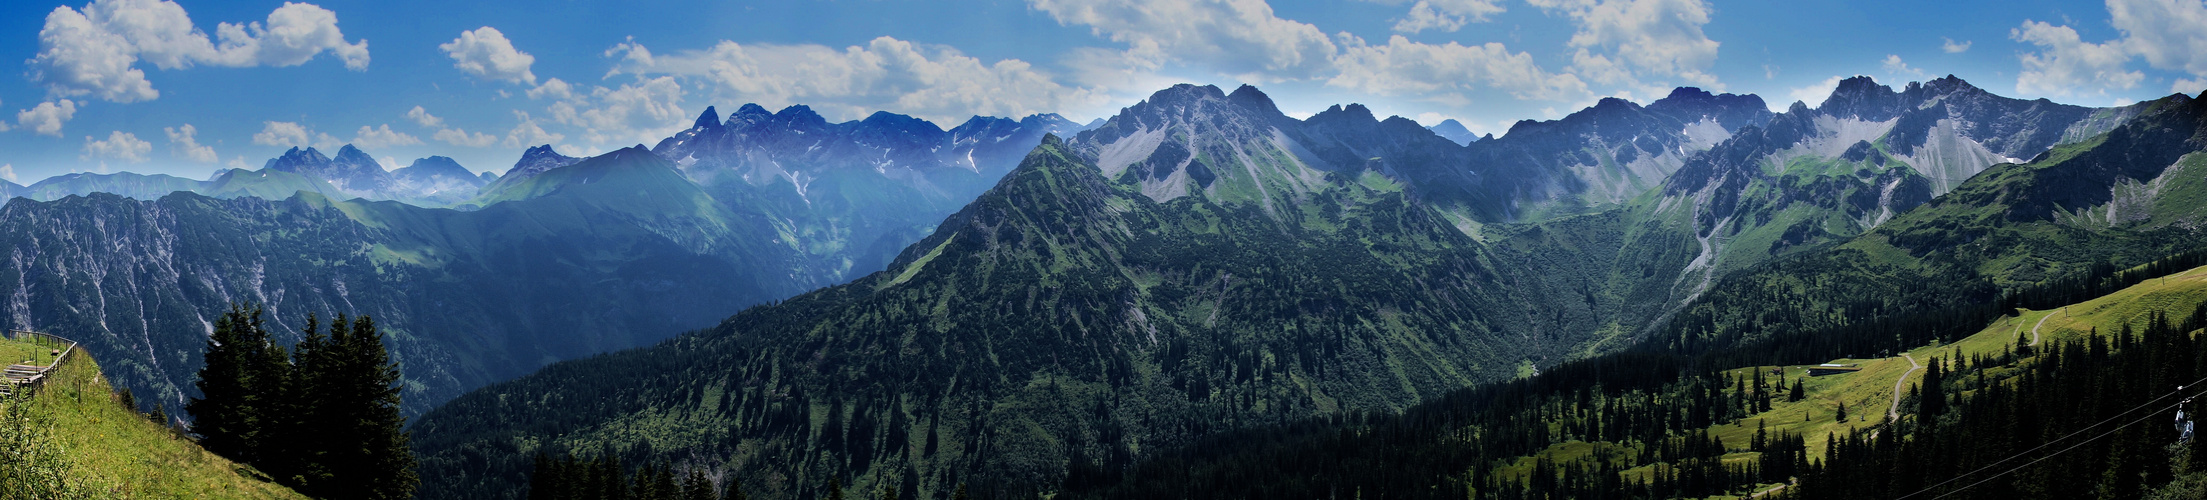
xmin=3 ymin=75 xmax=2202 ymax=499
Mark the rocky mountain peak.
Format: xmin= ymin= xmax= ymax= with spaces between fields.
xmin=504 ymin=144 xmax=582 ymax=181
xmin=1645 ymin=87 xmax=1773 ymax=131
xmin=1227 ymin=84 xmax=1283 ymax=117
xmin=1818 ymin=76 xmax=1906 ymax=121
xmin=264 ymin=146 xmax=330 ymax=172
xmin=693 ymin=106 xmax=722 ymax=130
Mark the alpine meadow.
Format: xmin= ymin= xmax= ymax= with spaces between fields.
xmin=2 ymin=1 xmax=2207 ymax=499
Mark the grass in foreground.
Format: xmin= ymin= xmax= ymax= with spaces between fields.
xmin=9 ymin=350 xmax=306 ymax=499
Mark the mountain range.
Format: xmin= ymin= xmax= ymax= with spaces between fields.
xmin=0 ymin=108 xmax=1092 ymax=416
xmin=3 ymin=73 xmax=2196 ymax=499
xmin=400 ymin=76 xmax=2192 ymax=499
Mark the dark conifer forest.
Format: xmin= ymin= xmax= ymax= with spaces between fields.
xmin=187 ymin=303 xmax=418 ymax=500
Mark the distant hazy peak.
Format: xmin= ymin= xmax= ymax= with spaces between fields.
xmin=504 ymin=144 xmax=582 ymax=180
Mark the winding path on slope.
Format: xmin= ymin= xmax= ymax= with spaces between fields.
xmin=2028 ymin=309 xmax=2062 ymax=347
xmin=1889 ymin=352 xmax=1921 ymax=422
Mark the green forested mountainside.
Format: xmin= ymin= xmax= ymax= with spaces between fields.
xmin=1475 ymin=77 xmax=2120 ymax=351
xmin=402 ymin=79 xmax=2179 ymax=500
xmin=0 ymin=148 xmax=814 ymax=416
xmin=1063 ymin=258 xmax=2207 ymax=499
xmin=1663 ymin=91 xmax=2207 ymax=358
xmin=1049 ymin=88 xmax=2207 ymax=500
xmin=409 ymin=134 xmax=1569 ymax=499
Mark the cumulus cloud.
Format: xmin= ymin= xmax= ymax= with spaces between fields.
xmin=29 ymin=0 xmax=368 ymax=103
xmin=503 ymin=111 xmax=565 ymax=149
xmin=1882 ymin=54 xmax=1925 ymax=78
xmin=1330 ymin=34 xmax=1589 ymax=101
xmin=82 ymin=130 xmax=152 ymax=163
xmin=1530 ymin=0 xmax=1722 ymax=90
xmin=2012 ymin=20 xmax=2142 ymax=97
xmin=253 ymin=121 xmax=322 ymax=148
xmin=405 ymin=106 xmax=444 ymax=128
xmin=1941 ymin=37 xmax=1971 ymax=53
xmin=1028 ymin=0 xmax=1338 ymax=80
xmin=17 ymin=100 xmax=79 ymax=137
xmin=164 ymin=123 xmax=216 ymax=162
xmin=2177 ymin=77 xmax=2207 ymax=95
xmin=0 ymin=164 xmax=14 ymax=183
xmin=434 ymin=128 xmax=498 ymax=148
xmin=1390 ymin=0 xmax=1507 ymax=34
xmin=1786 ymin=75 xmax=1846 ymax=111
xmin=349 ymin=124 xmax=421 ymax=149
xmin=535 ymin=75 xmax=688 ymax=146
xmin=405 ymin=105 xmax=497 ymax=147
xmin=2109 ymin=0 xmax=2207 ymax=78
xmin=604 ymin=36 xmax=1106 ymax=126
xmin=441 ymin=26 xmax=536 ymax=84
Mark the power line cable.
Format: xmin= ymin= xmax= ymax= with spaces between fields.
xmin=1887 ymin=377 xmax=2207 ymax=499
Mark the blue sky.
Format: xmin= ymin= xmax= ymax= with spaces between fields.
xmin=0 ymin=0 xmax=2201 ymax=183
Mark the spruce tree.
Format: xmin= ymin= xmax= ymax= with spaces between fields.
xmin=329 ymin=315 xmax=419 ymax=500
xmin=681 ymin=468 xmax=718 ymax=500
xmin=187 ymin=303 xmax=269 ymax=462
xmin=284 ymin=313 xmax=335 ymax=489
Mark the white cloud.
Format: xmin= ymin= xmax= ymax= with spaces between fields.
xmin=526 ymin=78 xmax=575 ymax=100
xmin=1391 ymin=0 xmax=1507 ymax=33
xmin=225 ymin=156 xmax=247 ymax=169
xmin=17 ymin=100 xmax=79 ymax=137
xmin=2177 ymin=77 xmax=2207 ymax=95
xmin=434 ymin=127 xmax=498 ymax=148
xmin=1531 ymin=0 xmax=1723 ymax=90
xmin=1941 ymin=37 xmax=1971 ymax=53
xmin=2109 ymin=0 xmax=2207 ymax=78
xmin=441 ymin=26 xmax=536 ymax=84
xmin=1882 ymin=54 xmax=1925 ymax=78
xmin=0 ymin=164 xmax=15 ymax=183
xmin=82 ymin=130 xmax=151 ymax=163
xmin=1028 ymin=0 xmax=1338 ymax=80
xmin=406 ymin=105 xmax=497 ymax=147
xmin=405 ymin=106 xmax=444 ymax=128
xmin=539 ymin=75 xmax=688 ymax=146
xmin=1785 ymin=75 xmax=1846 ymax=111
xmin=253 ymin=121 xmax=315 ymax=148
xmin=349 ymin=124 xmax=421 ymax=149
xmin=502 ymin=112 xmax=565 ymax=149
xmin=163 ymin=123 xmax=216 ymax=162
xmin=2012 ymin=20 xmax=2142 ymax=97
xmin=29 ymin=0 xmax=368 ymax=103
xmin=605 ymin=36 xmax=1106 ymax=126
xmin=1330 ymin=34 xmax=1589 ymax=101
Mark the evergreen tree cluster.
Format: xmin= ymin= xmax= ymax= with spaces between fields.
xmin=185 ymin=303 xmax=418 ymax=499
xmin=1779 ymin=305 xmax=2207 ymax=499
xmin=527 ymin=453 xmax=728 ymax=500
xmin=1065 ymin=248 xmax=2207 ymax=498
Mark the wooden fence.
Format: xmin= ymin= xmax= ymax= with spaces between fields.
xmin=2 ymin=330 xmax=78 ymax=396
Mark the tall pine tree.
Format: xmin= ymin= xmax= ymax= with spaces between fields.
xmin=320 ymin=314 xmax=419 ymax=500
xmin=188 ymin=306 xmax=419 ymax=499
xmin=187 ymin=303 xmax=282 ymax=462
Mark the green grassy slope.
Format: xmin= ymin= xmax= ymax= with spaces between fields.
xmin=2 ymin=345 xmax=307 ymax=499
